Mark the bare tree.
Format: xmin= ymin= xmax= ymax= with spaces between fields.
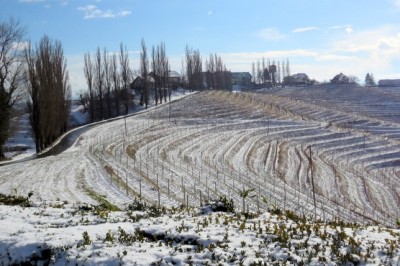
xmin=184 ymin=45 xmax=202 ymax=91
xmin=205 ymin=53 xmax=215 ymax=89
xmin=286 ymin=58 xmax=291 ymax=77
xmin=103 ymin=48 xmax=112 ymax=118
xmin=160 ymin=42 xmax=169 ymax=102
xmin=184 ymin=45 xmax=194 ymax=91
xmin=251 ymin=62 xmax=255 ymax=84
xmin=277 ymin=61 xmax=281 ymax=84
xmin=94 ymin=47 xmax=104 ymax=120
xmin=25 ymin=35 xmax=71 ymax=152
xmin=205 ymin=53 xmax=230 ymax=90
xmin=111 ymin=53 xmax=120 ymax=116
xmin=151 ymin=43 xmax=168 ymax=105
xmin=215 ymin=54 xmax=226 ymax=89
xmin=151 ymin=45 xmax=159 ymax=105
xmin=0 ymin=18 xmax=26 ymax=158
xmin=192 ymin=49 xmax=202 ymax=90
xmin=282 ymin=59 xmax=287 ymax=80
xmin=120 ymin=43 xmax=131 ymax=114
xmin=271 ymin=59 xmax=276 ymax=85
xmin=261 ymin=57 xmax=266 ymax=84
xmin=140 ymin=39 xmax=149 ymax=108
xmin=83 ymin=52 xmax=95 ymax=122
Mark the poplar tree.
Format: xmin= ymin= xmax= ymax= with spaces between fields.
xmin=140 ymin=39 xmax=149 ymax=108
xmin=119 ymin=43 xmax=131 ymax=114
xmin=25 ymin=35 xmax=71 ymax=152
xmin=83 ymin=52 xmax=95 ymax=122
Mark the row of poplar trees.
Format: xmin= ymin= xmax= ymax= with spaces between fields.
xmin=0 ymin=18 xmax=70 ymax=156
xmin=83 ymin=44 xmax=131 ymax=123
xmin=251 ymin=58 xmax=291 ymax=85
xmin=25 ymin=36 xmax=71 ymax=153
xmin=83 ymin=39 xmax=171 ymax=120
xmin=184 ymin=45 xmax=230 ymax=91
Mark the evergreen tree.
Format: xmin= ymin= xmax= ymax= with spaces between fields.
xmin=365 ymin=73 xmax=376 ymax=87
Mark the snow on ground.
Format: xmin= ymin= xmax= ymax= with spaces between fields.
xmin=1 ymin=88 xmax=194 ymax=164
xmin=2 ymin=86 xmax=400 ymax=264
xmin=2 ymin=113 xmax=35 ymax=161
xmin=0 ymin=199 xmax=399 ymax=265
xmin=69 ymin=101 xmax=89 ymax=127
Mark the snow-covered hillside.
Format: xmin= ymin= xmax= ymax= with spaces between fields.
xmin=1 ymin=86 xmax=400 ymax=264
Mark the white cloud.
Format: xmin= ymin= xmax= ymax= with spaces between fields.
xmin=11 ymin=41 xmax=29 ymax=51
xmin=332 ymin=26 xmax=400 ymax=54
xmin=19 ymin=0 xmax=46 ymax=2
xmin=257 ymin=28 xmax=285 ymax=41
xmin=77 ymin=5 xmax=131 ymax=19
xmin=345 ymin=27 xmax=353 ymax=34
xmin=329 ymin=25 xmax=353 ymax=34
xmin=316 ymin=54 xmax=355 ymax=62
xmin=316 ymin=25 xmax=400 ymax=80
xmin=393 ymin=0 xmax=400 ymax=9
xmin=207 ymin=11 xmax=213 ymax=16
xmin=292 ymin=27 xmax=319 ymax=33
xmin=329 ymin=25 xmax=351 ymax=30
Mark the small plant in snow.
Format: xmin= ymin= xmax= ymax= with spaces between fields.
xmin=239 ymin=188 xmax=256 ymax=213
xmin=77 ymin=231 xmax=91 ymax=248
xmin=104 ymin=230 xmax=115 ymax=243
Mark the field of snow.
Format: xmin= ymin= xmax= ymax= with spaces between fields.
xmin=1 ymin=85 xmax=400 ymax=264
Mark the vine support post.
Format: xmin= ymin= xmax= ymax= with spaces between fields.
xmin=308 ymin=145 xmax=317 ymax=221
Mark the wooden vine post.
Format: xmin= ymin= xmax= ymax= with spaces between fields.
xmin=308 ymin=145 xmax=317 ymax=220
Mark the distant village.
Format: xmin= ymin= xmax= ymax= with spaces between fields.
xmin=130 ymin=68 xmax=400 ymax=94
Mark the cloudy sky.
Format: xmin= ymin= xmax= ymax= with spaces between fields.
xmin=2 ymin=0 xmax=400 ymax=94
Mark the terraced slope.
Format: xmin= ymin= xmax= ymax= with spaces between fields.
xmin=1 ymin=88 xmax=399 ymax=227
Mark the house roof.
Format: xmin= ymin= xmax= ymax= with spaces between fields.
xmin=231 ymin=72 xmax=252 ymax=79
xmin=168 ymin=70 xmax=181 ymax=78
xmin=378 ymin=79 xmax=400 ymax=86
xmin=292 ymin=73 xmax=309 ymax=81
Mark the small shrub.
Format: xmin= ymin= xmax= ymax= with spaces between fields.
xmin=104 ymin=230 xmax=115 ymax=243
xmin=0 ymin=193 xmax=30 ymax=207
xmin=77 ymin=231 xmax=92 ymax=247
xmin=269 ymin=206 xmax=282 ymax=216
xmin=200 ymin=195 xmax=235 ymax=213
xmin=127 ymin=198 xmax=147 ymax=211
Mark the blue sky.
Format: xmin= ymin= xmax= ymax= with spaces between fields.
xmin=2 ymin=0 xmax=400 ymax=94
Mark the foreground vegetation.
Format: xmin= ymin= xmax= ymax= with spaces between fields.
xmin=0 ymin=195 xmax=399 ymax=265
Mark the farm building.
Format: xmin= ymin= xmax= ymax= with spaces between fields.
xmin=131 ymin=70 xmax=182 ymax=91
xmin=378 ymin=79 xmax=400 ymax=87
xmin=231 ymin=72 xmax=252 ymax=86
xmin=283 ymin=73 xmax=310 ymax=86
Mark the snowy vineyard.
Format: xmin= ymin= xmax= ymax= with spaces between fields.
xmin=1 ymin=88 xmax=400 ymax=227
xmin=84 ymin=88 xmax=400 ymax=228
